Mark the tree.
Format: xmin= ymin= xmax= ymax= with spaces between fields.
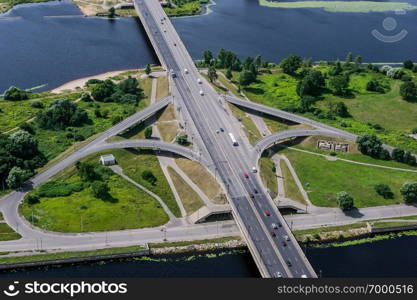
xmin=80 ymin=93 xmax=92 ymax=102
xmin=329 ymin=74 xmax=350 ymax=96
xmin=356 ymin=134 xmax=384 ymax=158
xmin=203 ymin=50 xmax=213 ymax=66
xmin=330 ymin=60 xmax=343 ymax=76
xmin=3 ymin=86 xmax=29 ymax=101
xmin=36 ymin=99 xmax=89 ymax=130
xmin=108 ymin=7 xmax=116 ymax=18
xmin=145 ymin=64 xmax=152 ymax=75
xmin=91 ymin=181 xmax=109 ymax=199
xmin=239 ymin=70 xmax=256 ymax=86
xmin=374 ymin=184 xmax=394 ymax=199
xmin=142 ymin=169 xmax=157 ymax=185
xmin=366 ymin=79 xmax=385 ymax=93
xmin=400 ymin=183 xmax=417 ymax=204
xmin=400 ymin=81 xmax=417 ymax=101
xmin=225 ymin=68 xmax=233 ymax=80
xmin=26 ymin=193 xmax=40 ymax=204
xmin=354 ymin=55 xmax=362 ymax=67
xmin=299 ymin=96 xmax=316 ymax=112
xmin=392 ymin=148 xmax=405 ymax=162
xmin=279 ymin=55 xmax=302 ymax=75
xmin=403 ymin=151 xmax=416 ymax=166
xmin=118 ymin=76 xmax=141 ymax=95
xmin=207 ymin=66 xmax=218 ymax=83
xmin=254 ymin=55 xmax=262 ymax=71
xmin=296 ymin=70 xmax=325 ymax=97
xmin=8 ymin=130 xmax=38 ymax=159
xmin=336 ymin=191 xmax=354 ymax=211
xmin=176 ymin=135 xmax=189 ymax=145
xmin=144 ymin=126 xmax=152 ymax=139
xmin=6 ymin=167 xmax=31 ymax=189
xmin=403 ymin=60 xmax=414 ymax=70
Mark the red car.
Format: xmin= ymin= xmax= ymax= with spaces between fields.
xmin=243 ymin=173 xmax=249 ymax=179
xmin=264 ymin=210 xmax=270 ymax=216
xmin=249 ymin=193 xmax=255 ymax=199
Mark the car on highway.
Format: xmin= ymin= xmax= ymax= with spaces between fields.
xmin=282 ymin=241 xmax=287 ymax=247
xmin=174 ymin=43 xmax=176 ymax=46
xmin=271 ymin=223 xmax=278 ymax=229
xmin=286 ymin=260 xmax=292 ymax=267
xmin=216 ymin=129 xmax=220 ymax=134
xmin=219 ymin=128 xmax=224 ymax=132
xmin=271 ymin=231 xmax=276 ymax=237
xmin=184 ymin=68 xmax=188 ymax=74
xmin=253 ymin=188 xmax=258 ymax=194
xmin=301 ymin=275 xmax=308 ymax=278
xmin=252 ymin=166 xmax=257 ymax=173
xmin=263 ymin=210 xmax=270 ymax=216
xmin=197 ymin=78 xmax=202 ymax=84
xmin=249 ymin=193 xmax=254 ymax=199
xmin=273 ymin=272 xmax=282 ymax=278
xmin=243 ymin=173 xmax=249 ymax=178
xmin=283 ymin=235 xmax=290 ymax=241
xmin=199 ymin=90 xmax=204 ymax=96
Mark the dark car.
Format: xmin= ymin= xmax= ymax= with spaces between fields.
xmin=271 ymin=231 xmax=276 ymax=237
xmin=220 ymin=128 xmax=224 ymax=132
xmin=253 ymin=188 xmax=258 ymax=194
xmin=243 ymin=173 xmax=249 ymax=179
xmin=282 ymin=241 xmax=287 ymax=247
xmin=286 ymin=260 xmax=292 ymax=267
xmin=249 ymin=193 xmax=255 ymax=199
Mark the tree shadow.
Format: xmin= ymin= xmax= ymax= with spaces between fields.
xmin=243 ymin=87 xmax=264 ymax=95
xmin=343 ymin=207 xmax=364 ymax=218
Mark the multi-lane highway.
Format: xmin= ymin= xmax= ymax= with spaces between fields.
xmin=134 ymin=0 xmax=316 ymax=278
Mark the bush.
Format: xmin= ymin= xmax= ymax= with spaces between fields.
xmin=37 ymin=181 xmax=83 ymax=197
xmin=336 ymin=191 xmax=354 ymax=211
xmin=91 ymin=181 xmax=109 ymax=199
xmin=85 ymin=79 xmax=102 ymax=86
xmin=142 ymin=169 xmax=157 ymax=185
xmin=145 ymin=126 xmax=152 ymax=139
xmin=374 ymin=184 xmax=394 ymax=199
xmin=81 ymin=93 xmax=93 ymax=102
xmin=19 ymin=123 xmax=35 ymax=135
xmin=400 ymin=81 xmax=417 ymax=101
xmin=403 ymin=60 xmax=414 ymax=70
xmin=400 ymin=183 xmax=417 ymax=204
xmin=30 ymin=101 xmax=44 ymax=108
xmin=3 ymin=86 xmax=29 ymax=101
xmin=26 ymin=193 xmax=40 ymax=204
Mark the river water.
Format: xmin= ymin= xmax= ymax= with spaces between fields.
xmin=1 ymin=235 xmax=416 ymax=277
xmin=2 ymin=0 xmax=417 ymax=91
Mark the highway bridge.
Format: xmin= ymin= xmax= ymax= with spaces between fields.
xmin=134 ymin=0 xmax=316 ymax=278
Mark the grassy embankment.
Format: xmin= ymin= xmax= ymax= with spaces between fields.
xmin=20 ymin=151 xmax=172 ymax=232
xmin=167 ymin=166 xmax=204 ymax=215
xmin=175 ymin=158 xmax=227 ymax=204
xmin=259 ymin=156 xmax=278 ymax=198
xmin=259 ymin=0 xmax=417 ymax=13
xmin=0 ymin=245 xmax=146 ymax=265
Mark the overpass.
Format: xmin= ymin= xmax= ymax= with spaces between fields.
xmin=134 ymin=0 xmax=316 ymax=278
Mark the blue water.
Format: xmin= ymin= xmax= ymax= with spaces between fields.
xmin=0 ymin=0 xmax=157 ymax=92
xmin=0 ymin=235 xmax=416 ymax=277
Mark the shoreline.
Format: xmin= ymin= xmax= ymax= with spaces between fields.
xmin=50 ymin=69 xmax=140 ymax=93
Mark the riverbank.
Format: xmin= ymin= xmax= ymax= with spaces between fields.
xmin=0 ymin=236 xmax=243 ymax=271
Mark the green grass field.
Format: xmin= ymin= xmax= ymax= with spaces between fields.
xmin=21 ymin=170 xmax=169 ymax=232
xmin=280 ymin=147 xmax=417 ymax=207
xmin=163 ymin=0 xmax=202 ymax=17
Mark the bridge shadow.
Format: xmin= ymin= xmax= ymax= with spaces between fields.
xmin=343 ymin=207 xmax=364 ymax=218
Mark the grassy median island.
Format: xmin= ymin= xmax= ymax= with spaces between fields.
xmin=0 ymin=223 xmax=21 ymax=241
xmin=259 ymin=156 xmax=278 ymax=198
xmin=259 ymin=0 xmax=417 ymax=13
xmin=20 ymin=151 xmax=171 ymax=232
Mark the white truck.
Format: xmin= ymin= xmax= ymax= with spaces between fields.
xmin=229 ymin=133 xmax=238 ymax=146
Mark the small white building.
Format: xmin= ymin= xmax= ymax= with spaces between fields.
xmin=100 ymin=154 xmax=116 ymax=166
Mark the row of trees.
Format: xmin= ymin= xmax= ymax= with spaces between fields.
xmin=0 ymin=130 xmax=46 ymax=189
xmin=356 ymin=134 xmax=416 ymax=166
xmin=337 ymin=181 xmax=417 ymax=211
